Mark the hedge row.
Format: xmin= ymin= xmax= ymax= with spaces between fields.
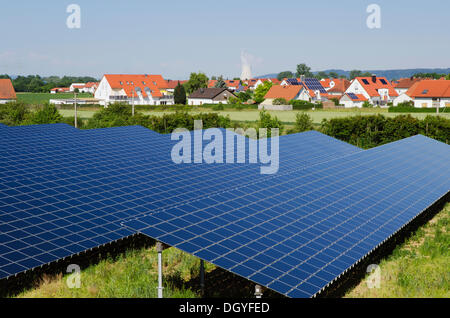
xmin=321 ymin=114 xmax=450 ymax=148
xmin=388 ymin=106 xmax=450 ymax=113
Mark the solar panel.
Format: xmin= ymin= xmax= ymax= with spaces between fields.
xmin=379 ymin=79 xmax=387 ymax=85
xmin=0 ymin=124 xmax=360 ymax=280
xmin=124 ymin=135 xmax=450 ymax=298
xmin=347 ymin=93 xmax=358 ymax=100
xmin=362 ymin=79 xmax=370 ymax=85
xmin=302 ymin=78 xmax=327 ymax=94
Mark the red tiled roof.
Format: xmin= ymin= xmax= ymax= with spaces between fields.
xmin=264 ymin=85 xmax=302 ymax=101
xmin=225 ymin=80 xmax=240 ymax=88
xmin=84 ymin=82 xmax=99 ymax=88
xmin=320 ymin=79 xmax=332 ymax=88
xmin=104 ymin=74 xmax=163 ymax=98
xmin=393 ymin=78 xmax=422 ymax=89
xmin=356 ymin=76 xmax=398 ymax=97
xmin=345 ymin=93 xmax=367 ymax=102
xmin=166 ymin=80 xmax=187 ymax=89
xmin=406 ymin=80 xmax=450 ymax=98
xmin=0 ymin=79 xmax=16 ymax=100
xmin=327 ymin=79 xmax=351 ymax=93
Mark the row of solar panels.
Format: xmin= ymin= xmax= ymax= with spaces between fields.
xmin=0 ymin=123 xmax=361 ymax=287
xmin=0 ymin=123 xmax=448 ymax=297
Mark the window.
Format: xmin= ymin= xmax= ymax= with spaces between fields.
xmin=142 ymin=81 xmax=146 ymax=85
xmin=120 ymin=81 xmax=123 ymax=85
xmin=422 ymin=90 xmax=428 ymax=94
xmin=362 ymin=79 xmax=369 ymax=85
xmin=380 ymin=79 xmax=387 ymax=85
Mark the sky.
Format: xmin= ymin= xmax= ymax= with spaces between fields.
xmin=0 ymin=0 xmax=449 ymax=79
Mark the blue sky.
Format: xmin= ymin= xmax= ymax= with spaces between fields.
xmin=0 ymin=0 xmax=449 ymax=79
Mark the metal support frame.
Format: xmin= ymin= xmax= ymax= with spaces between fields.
xmin=254 ymin=284 xmax=263 ymax=298
xmin=157 ymin=242 xmax=164 ymax=298
xmin=200 ymin=259 xmax=205 ymax=297
xmin=74 ymin=92 xmax=78 ymax=128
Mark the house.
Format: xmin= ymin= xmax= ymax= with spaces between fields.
xmin=339 ymin=93 xmax=368 ymax=108
xmin=345 ymin=75 xmax=398 ymax=106
xmin=79 ymin=82 xmax=99 ymax=94
xmin=69 ymin=83 xmax=86 ymax=92
xmin=0 ymin=79 xmax=16 ymax=104
xmin=403 ymin=80 xmax=450 ymax=108
xmin=50 ymin=87 xmax=70 ymax=94
xmin=325 ymin=79 xmax=351 ymax=96
xmin=254 ymin=78 xmax=280 ymax=90
xmin=261 ymin=85 xmax=304 ymax=106
xmin=94 ymin=74 xmax=174 ymax=106
xmin=187 ymin=88 xmax=236 ymax=105
xmin=393 ymin=77 xmax=422 ymax=95
xmin=165 ymin=80 xmax=187 ymax=94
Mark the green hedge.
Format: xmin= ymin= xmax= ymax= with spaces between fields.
xmin=389 ymin=106 xmax=450 ymax=113
xmin=289 ymin=100 xmax=323 ymax=110
xmin=321 ymin=114 xmax=450 ymax=148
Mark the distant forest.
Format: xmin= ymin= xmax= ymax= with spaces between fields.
xmin=0 ymin=74 xmax=98 ymax=92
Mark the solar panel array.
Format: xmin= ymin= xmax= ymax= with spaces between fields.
xmin=285 ymin=78 xmax=300 ymax=85
xmin=303 ymin=78 xmax=327 ymax=94
xmin=347 ymin=93 xmax=358 ymax=100
xmin=0 ymin=124 xmax=361 ymax=281
xmin=124 ymin=135 xmax=450 ymax=298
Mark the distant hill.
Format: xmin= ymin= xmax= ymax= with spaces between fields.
xmin=258 ymin=68 xmax=450 ymax=80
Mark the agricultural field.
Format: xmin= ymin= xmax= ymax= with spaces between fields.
xmin=16 ymin=203 xmax=449 ymax=298
xmin=59 ymin=107 xmax=450 ymax=124
xmin=17 ymin=92 xmax=92 ymax=104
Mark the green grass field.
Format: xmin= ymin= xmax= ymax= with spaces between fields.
xmin=59 ymin=108 xmax=450 ymax=124
xmin=17 ymin=92 xmax=92 ymax=104
xmin=346 ymin=203 xmax=449 ymax=298
xmin=16 ymin=204 xmax=449 ymax=298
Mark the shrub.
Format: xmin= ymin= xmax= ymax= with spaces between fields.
xmin=257 ymin=110 xmax=283 ymax=137
xmin=28 ymin=103 xmax=63 ymax=124
xmin=289 ymin=100 xmax=316 ymax=110
xmin=362 ymin=101 xmax=372 ymax=108
xmin=320 ymin=114 xmax=450 ymax=148
xmin=0 ymin=101 xmax=30 ymax=125
xmin=272 ymin=98 xmax=288 ymax=105
xmin=295 ymin=112 xmax=314 ymax=132
xmin=212 ymin=103 xmax=224 ymax=111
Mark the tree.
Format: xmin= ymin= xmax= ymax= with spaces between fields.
xmin=362 ymin=101 xmax=372 ymax=108
xmin=253 ymin=81 xmax=273 ymax=104
xmin=272 ymin=98 xmax=288 ymax=105
xmin=174 ymin=81 xmax=187 ymax=105
xmin=29 ymin=103 xmax=63 ymax=124
xmin=211 ymin=76 xmax=217 ymax=80
xmin=214 ymin=76 xmax=227 ymax=88
xmin=329 ymin=72 xmax=339 ymax=79
xmin=295 ymin=63 xmax=313 ymax=78
xmin=350 ymin=70 xmax=372 ymax=79
xmin=257 ymin=110 xmax=283 ymax=137
xmin=294 ymin=112 xmax=314 ymax=132
xmin=237 ymin=91 xmax=251 ymax=103
xmin=277 ymin=71 xmax=294 ymax=81
xmin=184 ymin=72 xmax=209 ymax=94
xmin=316 ymin=71 xmax=328 ymax=79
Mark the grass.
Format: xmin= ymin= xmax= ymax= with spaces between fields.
xmin=17 ymin=92 xmax=92 ymax=104
xmin=16 ymin=244 xmax=215 ymax=298
xmin=346 ymin=203 xmax=450 ymax=298
xmin=16 ymin=203 xmax=449 ymax=298
xmin=58 ymin=108 xmax=450 ymax=124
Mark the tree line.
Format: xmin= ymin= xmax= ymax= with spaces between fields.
xmin=0 ymin=75 xmax=98 ymax=93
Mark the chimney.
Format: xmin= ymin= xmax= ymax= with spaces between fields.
xmin=371 ymin=74 xmax=377 ymax=83
xmin=300 ymin=75 xmax=305 ymax=82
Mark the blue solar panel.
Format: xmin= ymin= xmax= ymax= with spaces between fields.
xmin=302 ymin=78 xmax=327 ymax=94
xmin=347 ymin=93 xmax=358 ymax=100
xmin=0 ymin=124 xmax=360 ymax=280
xmin=124 ymin=135 xmax=450 ymax=298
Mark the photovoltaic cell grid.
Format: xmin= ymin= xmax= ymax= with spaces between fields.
xmin=347 ymin=93 xmax=358 ymax=100
xmin=124 ymin=135 xmax=450 ymax=298
xmin=303 ymin=78 xmax=327 ymax=94
xmin=0 ymin=124 xmax=361 ymax=280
